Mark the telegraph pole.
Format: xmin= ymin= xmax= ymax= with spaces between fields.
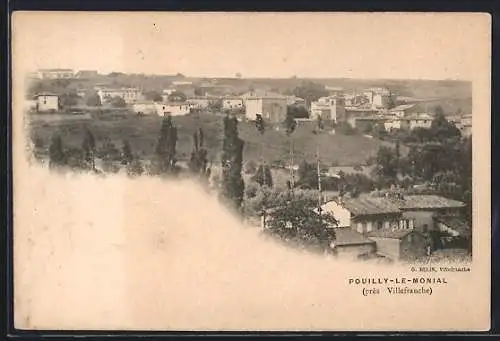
xmin=290 ymin=138 xmax=295 ymax=194
xmin=317 ymin=144 xmax=322 ymax=213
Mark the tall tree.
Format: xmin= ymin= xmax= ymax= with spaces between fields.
xmin=85 ymin=92 xmax=102 ymax=107
xmin=292 ymin=81 xmax=328 ymax=107
xmin=188 ymin=128 xmax=210 ymax=179
xmin=316 ymin=115 xmax=324 ymax=131
xmin=266 ymin=196 xmax=337 ymax=252
xmin=49 ymin=134 xmax=66 ymax=168
xmin=121 ymin=140 xmax=133 ymax=165
xmin=143 ymin=91 xmax=163 ymax=102
xmin=155 ymin=115 xmax=178 ymax=174
xmin=251 ymin=165 xmax=273 ymax=188
xmin=430 ymin=112 xmax=462 ymax=142
xmin=254 ymin=113 xmax=268 ymax=188
xmin=284 ymin=111 xmax=297 ymax=191
xmin=375 ymin=146 xmax=397 ymax=178
xmin=221 ymin=115 xmax=245 ymax=210
xmin=82 ymin=129 xmax=96 ymax=170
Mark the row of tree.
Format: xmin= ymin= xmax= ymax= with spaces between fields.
xmin=48 ymin=130 xmax=144 ymax=176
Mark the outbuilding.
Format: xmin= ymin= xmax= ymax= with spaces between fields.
xmin=367 ymin=229 xmax=429 ymax=261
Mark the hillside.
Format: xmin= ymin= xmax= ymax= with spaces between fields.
xmin=29 ymin=112 xmax=394 ymax=166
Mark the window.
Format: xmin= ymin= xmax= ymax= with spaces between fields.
xmin=409 ymin=220 xmax=414 ymax=229
xmin=356 ymin=223 xmax=363 ymax=233
xmin=384 ymin=221 xmax=390 ymax=229
xmin=366 ymin=222 xmax=373 ymax=232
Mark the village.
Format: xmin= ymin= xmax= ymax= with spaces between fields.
xmin=26 ymin=68 xmax=473 ymax=265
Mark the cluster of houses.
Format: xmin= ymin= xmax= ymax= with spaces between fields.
xmin=309 ymin=87 xmax=471 ymax=137
xmin=261 ymin=192 xmax=470 ymax=262
xmin=25 ymin=71 xmax=472 ymax=137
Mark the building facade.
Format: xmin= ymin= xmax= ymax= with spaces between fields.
xmin=187 ymin=97 xmax=212 ymax=109
xmin=396 ymin=195 xmax=466 ymax=233
xmin=222 ymin=97 xmax=244 ymax=110
xmin=385 ymin=113 xmax=435 ymax=132
xmin=35 ymin=93 xmax=59 ymax=112
xmin=244 ymin=90 xmax=287 ymax=123
xmin=363 ymin=87 xmax=392 ymax=109
xmin=96 ymin=87 xmax=141 ymax=104
xmin=366 ymin=230 xmax=429 ymax=261
xmin=310 ymin=96 xmax=346 ymax=123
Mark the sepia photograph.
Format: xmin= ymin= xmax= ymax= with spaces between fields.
xmin=11 ymin=12 xmax=491 ymax=331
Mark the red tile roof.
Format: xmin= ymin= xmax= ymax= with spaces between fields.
xmin=339 ymin=196 xmax=402 ymax=216
xmin=396 ymin=195 xmax=466 ymax=210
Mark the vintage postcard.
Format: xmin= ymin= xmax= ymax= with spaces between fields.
xmin=11 ymin=12 xmax=491 ymax=331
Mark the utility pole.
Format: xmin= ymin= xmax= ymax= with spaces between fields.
xmin=289 ymin=138 xmax=295 ymax=195
xmin=317 ymin=144 xmax=322 ymax=213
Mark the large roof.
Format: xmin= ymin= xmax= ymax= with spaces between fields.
xmin=397 ymin=195 xmax=466 ymax=210
xmin=334 ymin=228 xmax=375 ymax=246
xmin=338 ymin=196 xmax=402 ymax=216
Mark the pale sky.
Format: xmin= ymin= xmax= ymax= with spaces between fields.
xmin=12 ymin=12 xmax=490 ymax=80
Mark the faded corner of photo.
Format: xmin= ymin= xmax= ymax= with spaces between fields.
xmin=10 ymin=11 xmax=491 ymax=332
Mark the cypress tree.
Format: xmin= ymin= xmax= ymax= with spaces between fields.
xmin=221 ymin=115 xmax=245 ymax=210
xmin=82 ymin=129 xmax=96 ymax=170
xmin=49 ymin=133 xmax=66 ymax=168
xmin=155 ymin=115 xmax=178 ymax=174
xmin=121 ymin=140 xmax=133 ymax=165
xmin=189 ymin=128 xmax=209 ymax=179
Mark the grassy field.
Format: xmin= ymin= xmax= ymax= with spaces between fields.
xmin=29 ymin=112 xmax=395 ymax=166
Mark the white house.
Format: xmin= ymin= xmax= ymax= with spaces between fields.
xmin=243 ymin=90 xmax=287 ymax=123
xmin=96 ymin=87 xmax=141 ymax=104
xmin=132 ymin=101 xmax=158 ymax=115
xmin=310 ymin=96 xmax=346 ymax=122
xmin=320 ymin=196 xmax=409 ymax=233
xmin=157 ymin=102 xmax=194 ymax=116
xmin=385 ymin=113 xmax=435 ymax=131
xmin=363 ymin=87 xmax=391 ymax=109
xmin=187 ymin=97 xmax=212 ymax=109
xmin=35 ymin=93 xmax=59 ymax=112
xmin=222 ymin=96 xmax=244 ymax=110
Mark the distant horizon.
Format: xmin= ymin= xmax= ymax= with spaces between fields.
xmin=29 ymin=69 xmax=472 ymax=83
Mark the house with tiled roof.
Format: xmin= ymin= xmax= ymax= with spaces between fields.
xmin=320 ymin=195 xmax=409 ymax=234
xmin=390 ymin=194 xmax=466 ymax=233
xmin=320 ymin=193 xmax=467 ymax=259
xmin=331 ymin=227 xmax=376 ymax=260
